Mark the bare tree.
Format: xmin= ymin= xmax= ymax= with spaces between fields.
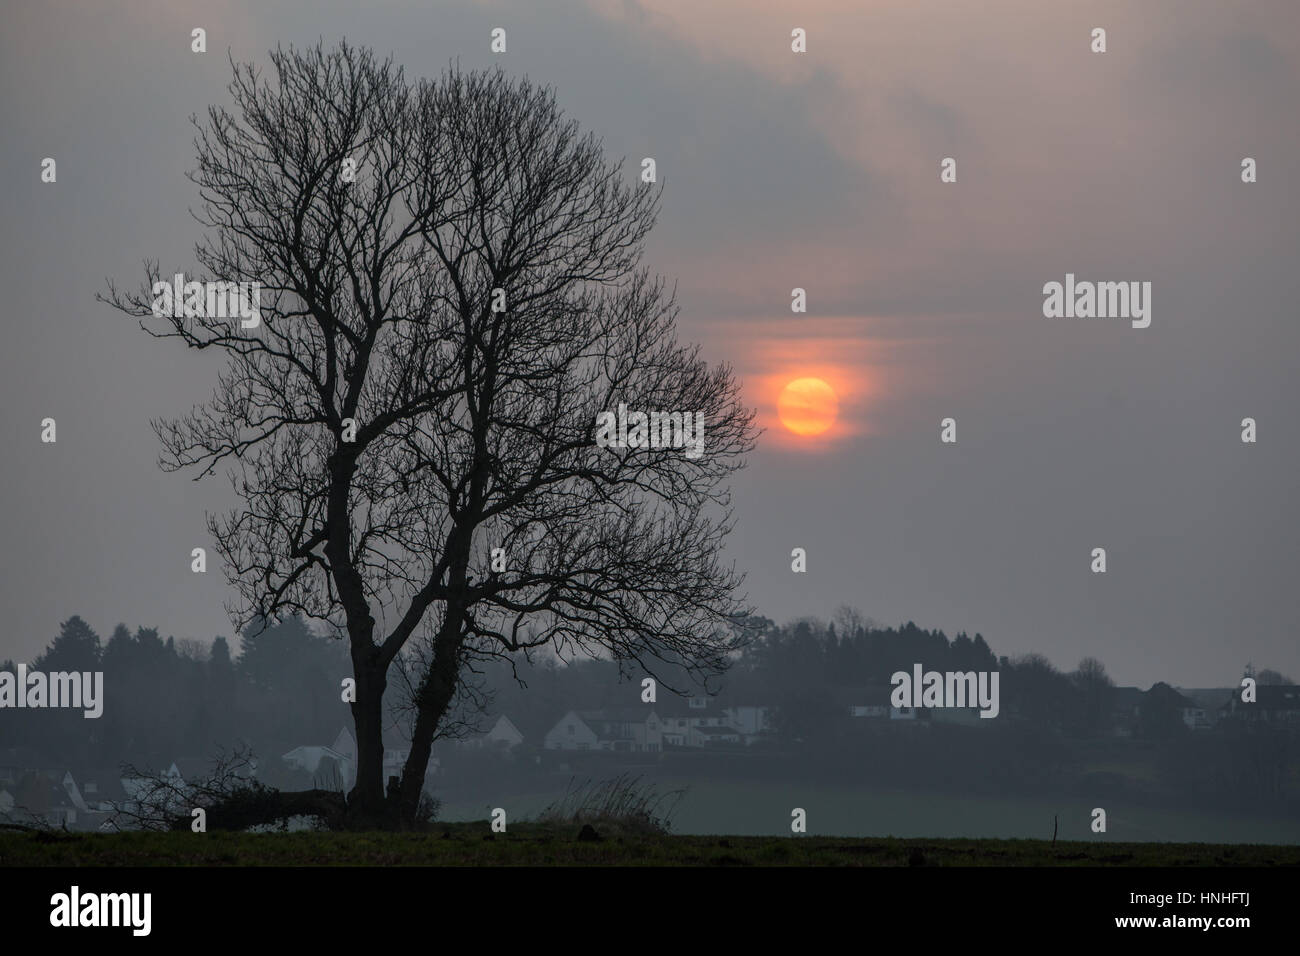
xmin=176 ymin=638 xmax=211 ymax=662
xmin=1071 ymin=656 xmax=1115 ymax=736
xmin=832 ymin=604 xmax=874 ymax=639
xmin=103 ymin=41 xmax=757 ymax=825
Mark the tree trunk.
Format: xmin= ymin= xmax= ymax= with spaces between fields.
xmin=348 ymin=651 xmax=388 ymax=822
xmin=393 ymin=516 xmax=478 ymax=824
xmin=394 ymin=611 xmax=464 ymax=822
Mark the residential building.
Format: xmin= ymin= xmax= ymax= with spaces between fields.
xmin=543 ymin=708 xmax=662 ymax=752
xmin=458 ymin=715 xmax=525 ymax=752
xmin=281 ymin=726 xmax=358 ymax=789
xmin=543 ymin=710 xmax=601 ymax=751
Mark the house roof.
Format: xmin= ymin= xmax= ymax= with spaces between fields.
xmin=478 ymin=714 xmax=524 ymax=741
xmin=331 ymin=727 xmax=357 ymax=757
xmin=545 ymin=710 xmax=595 ymax=735
xmin=281 ymin=745 xmax=350 ymax=775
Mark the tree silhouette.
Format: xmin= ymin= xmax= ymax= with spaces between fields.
xmin=1070 ymin=657 xmax=1115 ymax=737
xmin=103 ymin=41 xmax=756 ymax=824
xmin=1256 ymin=668 xmax=1295 ymax=686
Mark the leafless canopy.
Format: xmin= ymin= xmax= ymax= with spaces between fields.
xmin=102 ymin=41 xmax=757 ymax=820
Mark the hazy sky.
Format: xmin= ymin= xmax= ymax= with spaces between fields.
xmin=2 ymin=0 xmax=1298 ymax=687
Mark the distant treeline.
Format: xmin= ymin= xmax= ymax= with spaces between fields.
xmin=730 ymin=614 xmax=1161 ymax=738
xmin=2 ymin=611 xmax=1295 ymax=794
xmin=2 ymin=615 xmax=350 ymax=773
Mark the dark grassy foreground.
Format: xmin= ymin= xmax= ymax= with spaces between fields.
xmin=4 ymin=823 xmax=1299 ymax=866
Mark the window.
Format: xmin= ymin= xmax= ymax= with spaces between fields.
xmin=567 ymin=724 xmax=575 ymax=736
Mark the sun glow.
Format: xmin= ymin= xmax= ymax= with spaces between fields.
xmin=777 ymin=377 xmax=838 ymax=436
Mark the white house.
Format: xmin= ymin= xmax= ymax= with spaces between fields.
xmin=332 ymin=727 xmax=357 ymax=767
xmin=281 ymin=745 xmax=345 ymax=778
xmin=282 ymin=727 xmax=358 ymax=789
xmin=583 ymin=709 xmax=663 ymax=752
xmin=460 ymin=715 xmax=525 ymax=752
xmin=656 ymin=696 xmax=747 ymax=747
xmin=723 ymin=705 xmax=770 ymax=739
xmin=544 ymin=711 xmax=601 ymax=751
xmin=543 ymin=709 xmax=663 ymax=752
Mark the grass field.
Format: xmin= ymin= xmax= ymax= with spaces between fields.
xmin=4 ymin=824 xmax=1299 ymax=867
xmin=436 ymin=779 xmax=1300 ymax=844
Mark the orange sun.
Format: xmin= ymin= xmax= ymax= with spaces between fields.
xmin=777 ymin=377 xmax=838 ymax=436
